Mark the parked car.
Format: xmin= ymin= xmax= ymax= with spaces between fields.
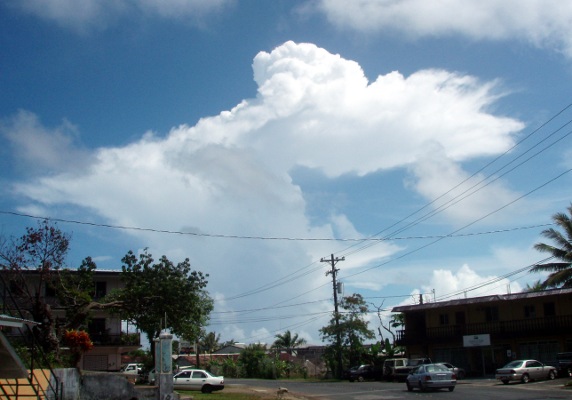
xmin=121 ymin=363 xmax=143 ymax=375
xmin=347 ymin=364 xmax=381 ymax=382
xmin=495 ymin=359 xmax=557 ymax=384
xmin=394 ymin=357 xmax=432 ymax=381
xmin=382 ymin=358 xmax=408 ymax=380
xmin=173 ymin=369 xmax=224 ymax=393
xmin=438 ymin=362 xmax=466 ymax=379
xmin=405 ymin=363 xmax=456 ymax=392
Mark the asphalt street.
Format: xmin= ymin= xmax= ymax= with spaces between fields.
xmin=226 ymin=377 xmax=571 ymax=400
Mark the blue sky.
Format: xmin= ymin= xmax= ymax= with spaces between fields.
xmin=2 ymin=0 xmax=572 ymax=346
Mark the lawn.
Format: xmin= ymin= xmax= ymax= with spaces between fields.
xmin=176 ymin=386 xmax=295 ymax=400
xmin=177 ymin=392 xmax=275 ymax=400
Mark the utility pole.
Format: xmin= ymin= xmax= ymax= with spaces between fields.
xmin=321 ymin=253 xmax=344 ymax=379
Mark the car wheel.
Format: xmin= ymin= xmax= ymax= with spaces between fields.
xmin=521 ymin=374 xmax=530 ymax=384
xmin=201 ymin=385 xmax=213 ymax=394
xmin=448 ymin=386 xmax=455 ymax=392
xmin=349 ymin=378 xmax=354 ymax=382
xmin=548 ymin=370 xmax=556 ymax=380
xmin=419 ymin=381 xmax=426 ymax=392
xmin=501 ymin=379 xmax=509 ymax=385
xmin=406 ymin=381 xmax=413 ymax=392
xmin=358 ymin=375 xmax=365 ymax=382
xmin=457 ymin=371 xmax=465 ymax=380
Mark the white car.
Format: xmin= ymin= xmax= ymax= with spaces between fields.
xmin=173 ymin=369 xmax=224 ymax=393
xmin=121 ymin=363 xmax=143 ymax=375
xmin=405 ymin=363 xmax=456 ymax=392
xmin=495 ymin=359 xmax=557 ymax=384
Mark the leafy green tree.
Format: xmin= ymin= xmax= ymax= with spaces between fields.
xmin=238 ymin=343 xmax=268 ymax=378
xmin=320 ymin=293 xmax=375 ymax=376
xmin=272 ymin=330 xmax=307 ymax=355
xmin=531 ymin=204 xmax=572 ymax=288
xmin=118 ymin=249 xmax=213 ymax=360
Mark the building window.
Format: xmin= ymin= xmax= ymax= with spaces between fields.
xmin=439 ymin=313 xmax=449 ymax=325
xmin=484 ymin=306 xmax=499 ymax=322
xmin=524 ymin=305 xmax=536 ymax=318
xmin=94 ymin=281 xmax=107 ymax=299
xmin=544 ymin=302 xmax=555 ymax=317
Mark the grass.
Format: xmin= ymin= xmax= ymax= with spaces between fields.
xmin=177 ymin=394 xmax=270 ymax=400
xmin=175 ymin=389 xmax=278 ymax=400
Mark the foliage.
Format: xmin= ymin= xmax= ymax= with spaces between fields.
xmin=272 ymin=330 xmax=306 ymax=355
xmin=219 ymin=357 xmax=240 ymax=378
xmin=531 ymin=204 xmax=572 ymax=288
xmin=320 ymin=293 xmax=375 ymax=375
xmin=525 ymin=279 xmax=546 ymax=292
xmin=118 ymin=249 xmax=214 ymax=360
xmin=0 ymin=220 xmax=71 ymax=354
xmin=63 ymin=329 xmax=93 ymax=367
xmin=63 ymin=329 xmax=94 ymax=352
xmin=238 ymin=343 xmax=269 ymax=378
xmin=200 ymin=331 xmax=221 ymax=354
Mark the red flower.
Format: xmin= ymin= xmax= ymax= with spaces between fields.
xmin=64 ymin=330 xmax=94 ymax=352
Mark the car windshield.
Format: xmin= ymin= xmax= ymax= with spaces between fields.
xmin=503 ymin=360 xmax=524 ymax=368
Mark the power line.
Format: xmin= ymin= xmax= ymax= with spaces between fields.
xmin=0 ymin=209 xmax=551 ymax=241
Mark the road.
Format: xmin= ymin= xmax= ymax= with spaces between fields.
xmin=226 ymin=377 xmax=571 ymax=400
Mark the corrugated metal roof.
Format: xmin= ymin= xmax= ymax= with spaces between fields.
xmin=391 ymin=287 xmax=572 ymax=312
xmin=0 ymin=314 xmax=38 ymax=327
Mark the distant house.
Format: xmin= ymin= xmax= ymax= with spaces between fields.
xmin=392 ymin=288 xmax=572 ymax=376
xmin=1 ymin=269 xmax=140 ymax=372
xmin=213 ymin=343 xmax=246 ymax=355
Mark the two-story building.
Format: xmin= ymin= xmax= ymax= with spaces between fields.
xmin=1 ymin=269 xmax=140 ymax=372
xmin=392 ymin=288 xmax=572 ymax=377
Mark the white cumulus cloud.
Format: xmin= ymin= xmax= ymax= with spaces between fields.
xmin=7 ymin=41 xmax=526 ymax=342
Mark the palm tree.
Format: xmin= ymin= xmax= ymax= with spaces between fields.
xmin=272 ymin=330 xmax=307 ymax=355
xmin=200 ymin=331 xmax=221 ymax=354
xmin=525 ymin=279 xmax=545 ymax=292
xmin=531 ymin=204 xmax=572 ymax=288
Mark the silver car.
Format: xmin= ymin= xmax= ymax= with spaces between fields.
xmin=406 ymin=363 xmax=456 ymax=392
xmin=173 ymin=369 xmax=224 ymax=393
xmin=439 ymin=362 xmax=466 ymax=379
xmin=495 ymin=359 xmax=557 ymax=384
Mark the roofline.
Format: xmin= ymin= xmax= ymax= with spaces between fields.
xmin=2 ymin=269 xmax=121 ymax=275
xmin=391 ymin=287 xmax=572 ymax=313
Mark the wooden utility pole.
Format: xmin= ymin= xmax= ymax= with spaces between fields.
xmin=321 ymin=253 xmax=344 ymax=379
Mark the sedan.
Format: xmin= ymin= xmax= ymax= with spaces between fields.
xmin=439 ymin=362 xmax=466 ymax=379
xmin=173 ymin=369 xmax=224 ymax=393
xmin=406 ymin=363 xmax=456 ymax=392
xmin=495 ymin=359 xmax=557 ymax=384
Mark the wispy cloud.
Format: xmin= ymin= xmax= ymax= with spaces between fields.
xmin=5 ymin=0 xmax=233 ymax=32
xmin=314 ymin=0 xmax=572 ymax=58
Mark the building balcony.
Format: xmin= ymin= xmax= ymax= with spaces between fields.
xmin=88 ymin=332 xmax=140 ymax=347
xmin=396 ymin=314 xmax=572 ymax=345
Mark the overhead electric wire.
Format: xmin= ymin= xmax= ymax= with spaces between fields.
xmin=339 ymin=110 xmax=572 ymax=259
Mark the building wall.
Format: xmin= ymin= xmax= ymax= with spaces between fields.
xmin=395 ymin=289 xmax=572 ymax=376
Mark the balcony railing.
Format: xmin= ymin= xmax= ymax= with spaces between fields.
xmin=88 ymin=332 xmax=140 ymax=346
xmin=396 ymin=315 xmax=572 ymax=345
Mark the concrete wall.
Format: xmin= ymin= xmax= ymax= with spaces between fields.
xmin=48 ymin=369 xmax=160 ymax=400
xmin=80 ymin=373 xmax=158 ymax=400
